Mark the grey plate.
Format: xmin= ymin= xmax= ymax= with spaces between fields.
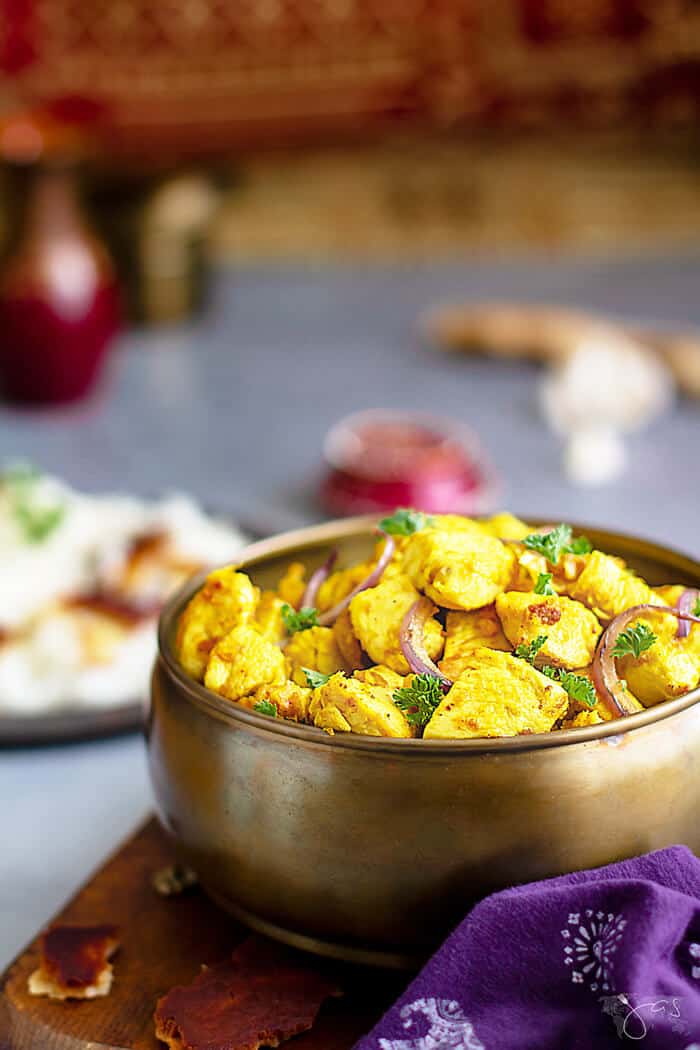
xmin=0 ymin=514 xmax=268 ymax=748
xmin=0 ymin=701 xmax=145 ymax=747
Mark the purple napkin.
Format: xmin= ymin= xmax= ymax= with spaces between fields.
xmin=355 ymin=847 xmax=700 ymax=1050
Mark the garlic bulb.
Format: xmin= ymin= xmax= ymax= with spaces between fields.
xmin=540 ymin=328 xmax=674 ymax=486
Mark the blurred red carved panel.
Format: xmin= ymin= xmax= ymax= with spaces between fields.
xmin=1 ymin=0 xmax=699 ymax=163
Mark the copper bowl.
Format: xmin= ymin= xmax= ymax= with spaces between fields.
xmin=148 ymin=517 xmax=700 ymax=968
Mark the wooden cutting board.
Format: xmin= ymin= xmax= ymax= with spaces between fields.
xmin=0 ymin=818 xmax=405 ymax=1050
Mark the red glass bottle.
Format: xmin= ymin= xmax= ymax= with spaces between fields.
xmin=0 ymin=157 xmax=121 ymax=405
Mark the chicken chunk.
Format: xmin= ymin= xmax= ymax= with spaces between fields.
xmin=284 ymin=625 xmax=349 ymax=687
xmin=439 ymin=606 xmax=510 ymax=680
xmin=495 ymin=591 xmax=601 ymax=669
xmin=277 ymin=562 xmax=306 ymax=609
xmin=371 ymin=541 xmax=411 ymax=584
xmin=654 ymin=584 xmax=684 ymax=607
xmin=309 ymin=672 xmax=413 ymax=737
xmin=563 ymin=708 xmax=607 ymax=729
xmin=204 ymin=625 xmax=286 ymax=701
xmin=482 ymin=512 xmax=532 ymax=541
xmin=240 ymin=680 xmax=311 ymax=721
xmin=332 ymin=608 xmax=365 ymax=669
xmin=353 ymin=664 xmax=407 ymax=690
xmin=349 ymin=573 xmax=444 ymax=674
xmin=430 ymin=514 xmax=490 ymax=535
xmin=403 ymin=528 xmax=514 ymax=611
xmin=423 ymin=648 xmax=569 ymax=739
xmin=317 ymin=561 xmax=372 ymax=612
xmin=567 ymin=551 xmax=661 ymax=622
xmin=617 ymin=613 xmax=700 ymax=706
xmin=176 ymin=568 xmax=259 ymax=680
xmin=509 ymin=548 xmax=586 ymax=593
xmin=253 ymin=591 xmax=286 ymax=643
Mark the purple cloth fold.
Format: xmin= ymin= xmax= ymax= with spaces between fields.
xmin=355 ymin=847 xmax=700 ymax=1050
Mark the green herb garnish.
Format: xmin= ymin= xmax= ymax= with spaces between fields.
xmin=534 ymin=572 xmax=555 ymax=596
xmin=514 ymin=635 xmax=548 ymax=665
xmin=2 ymin=464 xmax=65 ymax=544
xmin=253 ymin=699 xmax=277 ymax=717
xmin=14 ymin=503 xmax=65 ymax=543
xmin=693 ymin=597 xmax=700 ymax=618
xmin=281 ymin=603 xmax=319 ymax=634
xmin=541 ymin=666 xmax=597 ymax=709
xmin=523 ymin=524 xmax=592 ymax=565
xmin=302 ymin=668 xmax=331 ymax=688
xmin=393 ymin=673 xmax=444 ymax=728
xmin=379 ymin=508 xmax=434 ymax=537
xmin=611 ymin=622 xmax=657 ymax=659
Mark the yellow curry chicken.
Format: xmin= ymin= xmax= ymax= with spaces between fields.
xmin=175 ymin=510 xmax=700 ymax=740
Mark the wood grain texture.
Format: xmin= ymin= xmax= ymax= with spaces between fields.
xmin=0 ymin=819 xmax=400 ymax=1050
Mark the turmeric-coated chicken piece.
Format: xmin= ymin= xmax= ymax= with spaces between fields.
xmin=567 ymin=551 xmax=661 ymax=623
xmin=240 ymin=680 xmax=311 ymax=721
xmin=495 ymin=591 xmax=601 ymax=669
xmin=353 ymin=664 xmax=407 ymax=690
xmin=481 ymin=512 xmax=533 ymax=541
xmin=617 ymin=613 xmax=700 ymax=707
xmin=253 ymin=590 xmax=287 ymax=643
xmin=430 ymin=514 xmax=491 ymax=535
xmin=403 ymin=528 xmax=514 ymax=611
xmin=439 ymin=606 xmax=510 ymax=681
xmin=423 ymin=648 xmax=569 ymax=739
xmin=349 ymin=572 xmax=444 ymax=674
xmin=277 ymin=562 xmax=307 ymax=609
xmin=563 ymin=708 xmax=607 ymax=729
xmin=317 ymin=561 xmax=372 ymax=612
xmin=309 ymin=672 xmax=413 ymax=737
xmin=284 ymin=625 xmax=350 ymax=687
xmin=204 ymin=624 xmax=286 ymax=701
xmin=332 ymin=608 xmax=365 ymax=670
xmin=654 ymin=584 xmax=685 ymax=607
xmin=509 ymin=548 xmax=586 ymax=593
xmin=176 ymin=568 xmax=259 ymax=680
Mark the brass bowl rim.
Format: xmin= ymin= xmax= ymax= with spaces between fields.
xmin=157 ymin=514 xmax=700 ymax=756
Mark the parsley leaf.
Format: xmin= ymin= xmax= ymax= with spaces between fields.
xmin=2 ymin=464 xmax=65 ymax=544
xmin=693 ymin=597 xmax=700 ymax=618
xmin=523 ymin=524 xmax=592 ymax=565
xmin=393 ymin=673 xmax=444 ymax=728
xmin=514 ymin=635 xmax=548 ymax=665
xmin=281 ymin=603 xmax=319 ymax=634
xmin=611 ymin=622 xmax=657 ymax=659
xmin=540 ymin=666 xmax=597 ymax=709
xmin=379 ymin=508 xmax=434 ymax=537
xmin=534 ymin=572 xmax=555 ymax=596
xmin=303 ymin=668 xmax=331 ymax=688
xmin=253 ymin=699 xmax=277 ymax=717
xmin=14 ymin=502 xmax=65 ymax=543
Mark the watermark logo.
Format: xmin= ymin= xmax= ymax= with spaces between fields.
xmin=600 ymin=993 xmax=689 ymax=1041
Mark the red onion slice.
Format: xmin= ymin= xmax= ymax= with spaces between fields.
xmin=675 ymin=588 xmax=699 ymax=640
xmin=318 ymin=531 xmax=395 ymax=626
xmin=399 ymin=597 xmax=453 ymax=690
xmin=301 ymin=549 xmax=338 ymax=611
xmin=592 ymin=603 xmax=700 ymax=719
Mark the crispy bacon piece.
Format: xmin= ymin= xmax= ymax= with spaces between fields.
xmin=154 ymin=937 xmax=340 ymax=1050
xmin=28 ymin=924 xmax=119 ymax=1000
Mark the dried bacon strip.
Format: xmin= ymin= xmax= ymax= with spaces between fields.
xmin=154 ymin=937 xmax=340 ymax=1050
xmin=28 ymin=924 xmax=119 ymax=1000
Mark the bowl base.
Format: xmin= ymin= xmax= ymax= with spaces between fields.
xmin=205 ymin=886 xmax=426 ymax=971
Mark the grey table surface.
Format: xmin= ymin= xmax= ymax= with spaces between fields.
xmin=1 ymin=254 xmax=700 ymax=972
